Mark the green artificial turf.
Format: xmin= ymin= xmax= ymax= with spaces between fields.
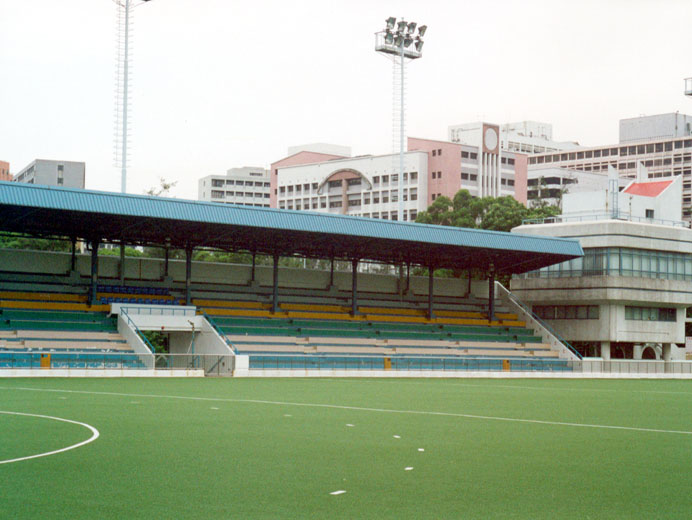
xmin=2 ymin=377 xmax=692 ymax=519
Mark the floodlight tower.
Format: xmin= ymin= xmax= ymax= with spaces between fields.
xmin=375 ymin=18 xmax=426 ymax=222
xmin=113 ymin=0 xmax=153 ymax=194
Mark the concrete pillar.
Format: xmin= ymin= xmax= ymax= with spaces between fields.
xmin=600 ymin=341 xmax=611 ymax=360
xmin=406 ymin=263 xmax=410 ymax=294
xmin=467 ymin=269 xmax=472 ymax=297
xmin=164 ymin=247 xmax=169 ymax=278
xmin=662 ymin=343 xmax=672 ymax=361
xmin=633 ymin=344 xmax=643 ymax=360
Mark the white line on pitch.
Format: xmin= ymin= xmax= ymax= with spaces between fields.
xmin=0 ymin=411 xmax=99 ymax=465
xmin=2 ymin=386 xmax=692 ymax=436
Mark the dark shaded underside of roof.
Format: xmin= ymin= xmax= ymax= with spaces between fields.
xmin=0 ymin=182 xmax=583 ymax=274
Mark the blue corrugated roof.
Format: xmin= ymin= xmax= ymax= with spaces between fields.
xmin=0 ymin=181 xmax=581 ymax=256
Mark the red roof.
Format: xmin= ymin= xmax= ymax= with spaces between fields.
xmin=623 ymin=180 xmax=672 ymax=198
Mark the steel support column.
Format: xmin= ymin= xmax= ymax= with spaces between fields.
xmin=119 ymin=243 xmax=126 ymax=285
xmin=351 ymin=259 xmax=359 ymax=316
xmin=488 ymin=268 xmax=496 ymax=323
xmin=428 ymin=265 xmax=435 ymax=320
xmin=251 ymin=252 xmax=257 ymax=282
xmin=185 ymin=246 xmax=193 ymax=306
xmin=272 ymin=253 xmax=280 ymax=313
xmin=90 ymin=239 xmax=100 ymax=306
xmin=70 ymin=237 xmax=77 ymax=272
xmin=329 ymin=257 xmax=335 ymax=287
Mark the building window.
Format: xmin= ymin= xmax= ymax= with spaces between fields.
xmin=432 ymin=150 xmax=437 ymax=157
xmin=328 ymin=180 xmax=341 ymax=188
xmin=533 ymin=305 xmax=599 ymax=320
xmin=645 ymin=209 xmax=654 ymax=219
xmin=625 ymin=306 xmax=676 ymax=322
xmin=211 ymin=190 xmax=224 ymax=199
xmin=329 ymin=200 xmax=342 ymax=208
xmin=212 ymin=179 xmax=224 ymax=187
xmin=410 ymin=172 xmax=417 ymax=181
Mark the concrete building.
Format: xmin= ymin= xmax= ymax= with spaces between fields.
xmin=13 ymin=159 xmax=85 ymax=189
xmin=269 ymin=135 xmax=528 ymax=221
xmin=527 ymin=113 xmax=692 ymax=222
xmin=620 ymin=113 xmax=692 ymax=143
xmin=0 ymin=161 xmax=10 ymax=181
xmin=198 ymin=167 xmax=271 ymax=207
xmin=511 ymin=176 xmax=690 ymax=360
xmin=449 ymin=121 xmax=579 ymax=155
xmin=527 ymin=167 xmax=629 ymax=209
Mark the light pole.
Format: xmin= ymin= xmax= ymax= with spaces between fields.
xmin=375 ymin=18 xmax=426 ymax=222
xmin=113 ymin=0 xmax=153 ymax=194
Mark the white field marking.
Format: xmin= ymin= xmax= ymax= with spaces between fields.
xmin=283 ymin=414 xmax=292 ymax=417
xmin=387 ymin=379 xmax=692 ymax=396
xmin=210 ymin=407 xmax=219 ymax=410
xmin=0 ymin=411 xmax=99 ymax=465
xmin=405 ymin=467 xmax=413 ymax=471
xmin=58 ymin=397 xmax=67 ymax=400
xmin=3 ymin=386 xmax=692 ymax=436
xmin=330 ymin=490 xmax=347 ymax=495
xmin=418 ymin=448 xmax=425 ymax=452
xmin=130 ymin=401 xmax=140 ymax=404
xmin=346 ymin=423 xmax=354 ymax=427
xmin=393 ymin=435 xmax=401 ymax=439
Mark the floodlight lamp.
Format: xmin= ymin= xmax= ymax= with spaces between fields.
xmin=397 ymin=20 xmax=408 ymax=32
xmin=404 ymin=36 xmax=413 ymax=48
xmin=385 ymin=30 xmax=394 ymax=44
xmin=415 ymin=40 xmax=424 ymax=52
xmin=407 ymin=22 xmax=417 ymax=34
xmin=386 ymin=17 xmax=396 ymax=29
xmin=418 ymin=25 xmax=427 ymax=37
xmin=394 ymin=34 xmax=404 ymax=47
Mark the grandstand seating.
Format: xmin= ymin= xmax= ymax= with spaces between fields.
xmin=0 ymin=292 xmax=146 ymax=369
xmin=199 ymin=298 xmax=572 ymax=372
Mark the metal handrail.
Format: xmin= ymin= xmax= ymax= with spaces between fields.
xmin=496 ymin=283 xmax=583 ymax=360
xmin=522 ymin=213 xmax=689 ymax=228
xmin=202 ymin=311 xmax=237 ymax=353
xmin=120 ymin=306 xmax=157 ymax=354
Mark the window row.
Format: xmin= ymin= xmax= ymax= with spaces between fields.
xmin=533 ymin=305 xmax=599 ymax=320
xmin=529 ymin=140 xmax=692 ymax=165
xmin=624 ymin=306 xmax=676 ymax=322
xmin=211 ymin=179 xmax=269 ymax=188
xmin=522 ymin=247 xmax=692 ymax=281
xmin=211 ymin=191 xmax=269 ymax=199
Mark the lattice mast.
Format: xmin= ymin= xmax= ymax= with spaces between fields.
xmin=113 ymin=0 xmax=152 ymax=194
xmin=375 ymin=18 xmax=426 ymax=222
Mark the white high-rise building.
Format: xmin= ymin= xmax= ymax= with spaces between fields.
xmin=13 ymin=159 xmax=85 ymax=189
xmin=198 ymin=167 xmax=271 ymax=207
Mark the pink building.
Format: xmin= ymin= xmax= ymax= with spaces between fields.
xmin=0 ymin=161 xmax=10 ymax=182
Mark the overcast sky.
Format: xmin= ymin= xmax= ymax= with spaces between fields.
xmin=2 ymin=0 xmax=692 ymax=199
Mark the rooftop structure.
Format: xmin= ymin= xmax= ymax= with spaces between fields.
xmin=286 ymin=143 xmax=352 ymax=157
xmin=619 ymin=113 xmax=692 ymax=143
xmin=0 ymin=160 xmax=9 ymax=181
xmin=449 ymin=121 xmax=580 ymax=155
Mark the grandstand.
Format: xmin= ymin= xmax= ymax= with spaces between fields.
xmin=0 ymin=181 xmax=585 ymax=376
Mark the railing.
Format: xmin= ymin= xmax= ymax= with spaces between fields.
xmin=522 ymin=213 xmax=689 ymax=228
xmin=246 ymin=354 xmax=572 ymax=372
xmin=120 ymin=307 xmax=156 ymax=354
xmin=494 ymin=282 xmax=583 ymax=360
xmin=201 ymin=311 xmax=237 ymax=353
xmin=154 ymin=354 xmax=234 ymax=375
xmin=117 ymin=305 xmax=196 ymax=317
xmin=0 ymin=351 xmax=149 ymax=370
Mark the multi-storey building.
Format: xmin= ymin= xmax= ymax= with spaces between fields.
xmin=527 ymin=167 xmax=630 ymax=208
xmin=198 ymin=167 xmax=271 ymax=207
xmin=528 ymin=114 xmax=692 ymax=221
xmin=13 ymin=159 xmax=85 ymax=188
xmin=512 ymin=175 xmax=690 ymax=361
xmin=0 ymin=161 xmax=10 ymax=181
xmin=449 ymin=120 xmax=579 ymax=155
xmin=269 ymin=135 xmax=528 ymax=221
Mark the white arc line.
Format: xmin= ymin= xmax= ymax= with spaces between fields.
xmin=3 ymin=386 xmax=692 ymax=436
xmin=0 ymin=411 xmax=100 ymax=465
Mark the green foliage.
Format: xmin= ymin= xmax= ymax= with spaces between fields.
xmin=141 ymin=330 xmax=168 ymax=353
xmin=416 ymin=189 xmax=561 ymax=233
xmin=0 ymin=233 xmax=72 ymax=252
